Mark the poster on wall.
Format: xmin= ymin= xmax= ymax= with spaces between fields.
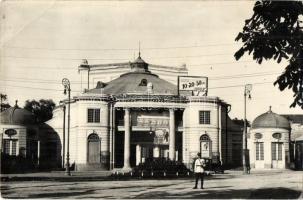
xmin=201 ymin=141 xmax=210 ymax=158
xmin=178 ymin=76 xmax=208 ymax=96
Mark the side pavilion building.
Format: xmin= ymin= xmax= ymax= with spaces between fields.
xmin=43 ymin=55 xmax=243 ymax=171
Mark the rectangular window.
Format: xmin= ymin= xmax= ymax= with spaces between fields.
xmin=3 ymin=139 xmax=10 ymax=155
xmin=272 ymin=142 xmax=282 ymax=160
xmin=272 ymin=142 xmax=276 ymax=160
xmin=3 ymin=139 xmax=18 ymax=155
xmin=260 ymin=142 xmax=264 ymax=160
xmin=256 ymin=142 xmax=264 ymax=160
xmin=87 ymin=109 xmax=100 ymax=123
xmin=199 ymin=111 xmax=211 ymax=124
xmin=278 ymin=143 xmax=282 ymax=160
xmin=11 ymin=140 xmax=17 ymax=156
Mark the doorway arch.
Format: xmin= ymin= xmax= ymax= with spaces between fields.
xmin=87 ymin=133 xmax=101 ymax=164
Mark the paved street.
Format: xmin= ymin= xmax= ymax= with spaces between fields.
xmin=1 ymin=170 xmax=302 ymax=199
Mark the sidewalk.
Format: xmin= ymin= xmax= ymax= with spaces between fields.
xmin=0 ymin=169 xmax=297 ymax=182
xmin=1 ymin=171 xmax=113 ymax=182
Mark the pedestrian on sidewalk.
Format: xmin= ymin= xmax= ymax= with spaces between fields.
xmin=193 ymin=152 xmax=206 ymax=189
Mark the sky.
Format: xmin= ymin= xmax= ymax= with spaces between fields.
xmin=0 ymin=1 xmax=302 ymax=122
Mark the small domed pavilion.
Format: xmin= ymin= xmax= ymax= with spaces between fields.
xmin=248 ymin=106 xmax=291 ymax=169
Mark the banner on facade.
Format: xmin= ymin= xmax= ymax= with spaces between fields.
xmin=178 ymin=76 xmax=208 ymax=96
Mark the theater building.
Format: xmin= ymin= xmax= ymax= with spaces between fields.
xmin=43 ymin=55 xmax=243 ymax=171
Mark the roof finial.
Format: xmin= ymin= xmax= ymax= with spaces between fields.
xmin=269 ymin=105 xmax=272 ymax=112
xmin=139 ymin=41 xmax=141 ymax=58
xmin=15 ymin=100 xmax=18 ymax=108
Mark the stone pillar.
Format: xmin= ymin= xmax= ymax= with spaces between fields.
xmin=136 ymin=144 xmax=141 ymax=166
xmin=37 ymin=140 xmax=40 ymax=166
xmin=153 ymin=146 xmax=160 ymax=158
xmin=169 ymin=108 xmax=176 ymax=161
xmin=123 ymin=108 xmax=131 ymax=169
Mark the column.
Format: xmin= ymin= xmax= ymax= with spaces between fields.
xmin=123 ymin=108 xmax=131 ymax=169
xmin=153 ymin=146 xmax=160 ymax=158
xmin=169 ymin=108 xmax=176 ymax=160
xmin=136 ymin=144 xmax=141 ymax=166
xmin=37 ymin=140 xmax=40 ymax=166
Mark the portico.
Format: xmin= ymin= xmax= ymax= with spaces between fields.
xmin=114 ymin=103 xmax=184 ymax=170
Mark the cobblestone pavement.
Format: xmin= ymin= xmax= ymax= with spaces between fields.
xmin=1 ymin=170 xmax=302 ymax=199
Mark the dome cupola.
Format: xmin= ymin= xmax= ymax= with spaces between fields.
xmin=130 ymin=52 xmax=149 ymax=73
xmin=0 ymin=101 xmax=36 ymax=125
xmin=251 ymin=106 xmax=291 ymax=130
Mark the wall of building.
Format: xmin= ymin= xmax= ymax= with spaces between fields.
xmin=248 ymin=128 xmax=290 ymax=169
xmin=182 ymin=97 xmax=223 ymax=168
xmin=44 ymin=99 xmax=111 ymax=170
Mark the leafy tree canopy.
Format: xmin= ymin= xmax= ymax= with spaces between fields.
xmin=24 ymin=99 xmax=56 ymax=123
xmin=235 ymin=1 xmax=303 ymax=108
xmin=0 ymin=93 xmax=11 ymax=112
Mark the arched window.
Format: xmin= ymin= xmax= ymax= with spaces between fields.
xmin=139 ymin=79 xmax=147 ymax=86
xmin=200 ymin=134 xmax=211 ymax=158
xmin=88 ymin=133 xmax=99 ymax=141
xmin=200 ymin=134 xmax=210 ymax=141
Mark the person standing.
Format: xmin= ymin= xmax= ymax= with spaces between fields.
xmin=193 ymin=153 xmax=206 ymax=189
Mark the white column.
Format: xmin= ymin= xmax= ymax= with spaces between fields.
xmin=153 ymin=146 xmax=160 ymax=158
xmin=37 ymin=140 xmax=40 ymax=166
xmin=123 ymin=108 xmax=131 ymax=169
xmin=169 ymin=108 xmax=176 ymax=160
xmin=136 ymin=144 xmax=141 ymax=166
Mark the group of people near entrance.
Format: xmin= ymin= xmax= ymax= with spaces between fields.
xmin=192 ymin=152 xmax=206 ymax=189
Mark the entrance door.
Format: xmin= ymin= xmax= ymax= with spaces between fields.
xmin=88 ymin=134 xmax=100 ymax=164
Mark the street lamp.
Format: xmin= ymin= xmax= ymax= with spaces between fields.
xmin=243 ymin=84 xmax=252 ymax=174
xmin=62 ymin=78 xmax=71 ymax=176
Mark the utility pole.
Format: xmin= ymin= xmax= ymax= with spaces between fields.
xmin=62 ymin=78 xmax=71 ymax=176
xmin=243 ymin=84 xmax=252 ymax=174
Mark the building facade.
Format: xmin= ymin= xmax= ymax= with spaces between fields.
xmin=248 ymin=107 xmax=291 ymax=169
xmin=43 ymin=55 xmax=243 ymax=171
xmin=282 ymin=115 xmax=303 ymax=170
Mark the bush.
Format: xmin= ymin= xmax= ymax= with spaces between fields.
xmin=132 ymin=158 xmax=191 ymax=177
xmin=1 ymin=154 xmax=37 ymax=174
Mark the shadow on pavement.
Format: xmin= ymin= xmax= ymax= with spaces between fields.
xmin=133 ymin=187 xmax=301 ymax=199
xmin=26 ymin=189 xmax=96 ymax=198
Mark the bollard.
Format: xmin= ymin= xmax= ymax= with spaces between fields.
xmin=151 ymin=171 xmax=154 ymax=177
xmin=163 ymin=171 xmax=166 ymax=177
xmin=176 ymin=172 xmax=179 ymax=177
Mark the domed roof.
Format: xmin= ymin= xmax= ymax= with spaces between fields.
xmin=251 ymin=107 xmax=290 ymax=130
xmin=88 ymin=72 xmax=177 ymax=95
xmin=0 ymin=103 xmax=36 ymax=125
xmin=87 ymin=55 xmax=177 ymax=95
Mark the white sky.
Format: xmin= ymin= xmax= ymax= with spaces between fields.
xmin=0 ymin=1 xmax=302 ymax=122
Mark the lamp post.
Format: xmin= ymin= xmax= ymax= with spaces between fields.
xmin=243 ymin=84 xmax=252 ymax=174
xmin=59 ymin=101 xmax=66 ymax=169
xmin=62 ymin=78 xmax=71 ymax=176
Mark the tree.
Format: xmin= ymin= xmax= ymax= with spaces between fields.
xmin=0 ymin=93 xmax=11 ymax=112
xmin=234 ymin=1 xmax=303 ymax=108
xmin=24 ymin=99 xmax=56 ymax=123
